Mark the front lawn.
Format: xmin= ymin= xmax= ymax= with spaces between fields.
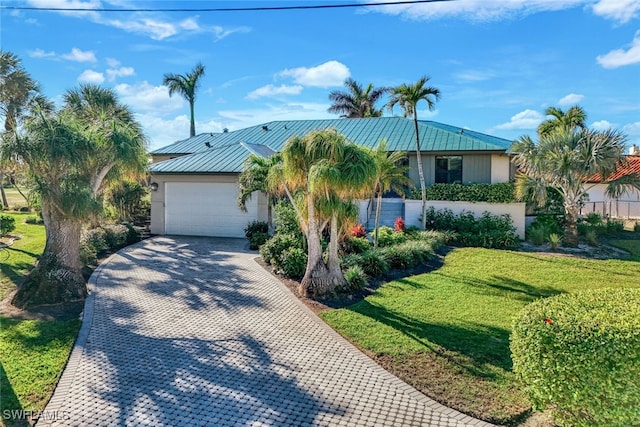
xmin=320 ymin=246 xmax=640 ymax=425
xmin=0 ymin=212 xmax=81 ymax=427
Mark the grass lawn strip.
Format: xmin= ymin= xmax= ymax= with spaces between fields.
xmin=320 ymin=246 xmax=640 ymax=425
xmin=0 ymin=211 xmax=81 ymax=427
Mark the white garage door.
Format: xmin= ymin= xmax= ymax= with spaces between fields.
xmin=165 ymin=182 xmax=258 ymax=238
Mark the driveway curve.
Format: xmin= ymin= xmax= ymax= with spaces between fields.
xmin=40 ymin=237 xmax=493 ymax=427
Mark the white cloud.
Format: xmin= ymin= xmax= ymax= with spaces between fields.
xmin=180 ymin=18 xmax=200 ymax=31
xmin=27 ymin=0 xmax=101 ymax=18
xmin=77 ymin=69 xmax=105 ymax=84
xmin=28 ymin=48 xmax=56 ymax=58
xmin=106 ymin=66 xmax=135 ymax=82
xmin=61 ymin=47 xmax=97 ymax=62
xmin=218 ymin=102 xmax=334 ymax=130
xmin=106 ymin=17 xmax=178 ymax=40
xmin=592 ymin=0 xmax=640 ymax=23
xmin=494 ymin=109 xmax=545 ymax=130
xmin=279 ymin=60 xmax=350 ymax=87
xmin=212 ymin=25 xmax=251 ymax=41
xmin=113 ymin=81 xmax=184 ymax=114
xmin=246 ymin=84 xmax=304 ymax=100
xmin=597 ymin=31 xmax=640 ymax=69
xmin=106 ymin=57 xmax=120 ymax=68
xmin=367 ymin=0 xmax=586 ymax=22
xmin=623 ymin=121 xmax=640 ymax=136
xmin=558 ymin=93 xmax=585 ymax=106
xmin=454 ymin=69 xmax=496 ymax=82
xmin=591 ymin=120 xmax=614 ymax=130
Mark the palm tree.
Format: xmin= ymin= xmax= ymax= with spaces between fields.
xmin=512 ymin=127 xmax=640 ymax=247
xmin=281 ymin=128 xmax=375 ymax=297
xmin=0 ymin=50 xmax=47 ymax=208
xmin=537 ymin=105 xmax=587 ymax=137
xmin=370 ymin=141 xmax=413 ymax=247
xmin=328 ymin=78 xmax=388 ymax=118
xmin=387 ymin=76 xmax=441 ymax=229
xmin=163 ymin=63 xmax=206 ymax=138
xmin=237 ymin=153 xmax=283 ymax=230
xmin=4 ymin=85 xmax=147 ymax=308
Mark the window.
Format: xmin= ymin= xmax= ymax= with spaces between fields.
xmin=435 ymin=156 xmax=462 ymax=184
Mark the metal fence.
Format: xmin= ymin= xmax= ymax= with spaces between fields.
xmin=581 ymin=201 xmax=640 ymax=219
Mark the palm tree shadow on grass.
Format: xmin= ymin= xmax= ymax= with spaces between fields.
xmin=348 ymin=300 xmax=513 ymax=377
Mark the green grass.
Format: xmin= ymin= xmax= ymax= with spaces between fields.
xmin=1 ymin=213 xmax=46 ymax=301
xmin=1 ymin=318 xmax=81 ymax=427
xmin=320 ymin=246 xmax=640 ymax=425
xmin=610 ymin=239 xmax=640 ymax=261
xmin=1 ymin=212 xmax=81 ymax=427
xmin=1 ymin=188 xmax=29 ymax=211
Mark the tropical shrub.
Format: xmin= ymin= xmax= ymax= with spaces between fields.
xmin=527 ymin=214 xmax=563 ymax=245
xmin=249 ymin=232 xmax=270 ymax=250
xmin=277 ymin=247 xmax=307 ymax=279
xmin=351 ymin=223 xmax=367 ymax=238
xmin=375 ymin=226 xmax=407 ymax=247
xmin=260 ymin=233 xmax=301 ymax=265
xmin=102 ymin=224 xmax=129 ymax=249
xmin=511 ymin=288 xmax=640 ymax=427
xmin=380 ymin=240 xmax=433 ymax=269
xmin=24 ymin=215 xmax=44 ymax=225
xmin=394 ymin=217 xmax=405 ymax=232
xmin=107 ymin=180 xmax=150 ymax=222
xmin=244 ymin=220 xmax=269 ymax=239
xmin=548 ymin=233 xmax=562 ymax=249
xmin=343 ymin=265 xmax=367 ymax=291
xmin=82 ymin=228 xmax=108 ymax=256
xmin=409 ymin=182 xmax=516 ymax=203
xmin=635 ymin=222 xmax=640 ymax=233
xmin=358 ymin=249 xmax=389 ymax=277
xmin=342 ymin=236 xmax=371 ymax=254
xmin=0 ymin=214 xmax=16 ymax=236
xmin=423 ymin=207 xmax=519 ymax=249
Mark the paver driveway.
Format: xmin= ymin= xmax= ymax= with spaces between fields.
xmin=40 ymin=237 xmax=493 ymax=427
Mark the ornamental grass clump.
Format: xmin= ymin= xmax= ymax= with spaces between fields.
xmin=511 ymin=288 xmax=640 ymax=427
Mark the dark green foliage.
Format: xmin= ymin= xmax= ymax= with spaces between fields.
xmin=423 ymin=207 xmax=519 ymax=249
xmin=409 ymin=182 xmax=516 ymax=203
xmin=273 ymin=201 xmax=303 ymax=237
xmin=578 ymin=214 xmax=625 ymax=237
xmin=277 ymin=247 xmax=307 ymax=279
xmin=249 ymin=231 xmax=270 ymax=250
xmin=102 ymin=224 xmax=128 ymax=250
xmin=381 ymin=240 xmax=435 ymax=269
xmin=244 ymin=220 xmax=269 ymax=238
xmin=342 ymin=266 xmax=367 ymax=291
xmin=79 ymin=224 xmax=140 ymax=266
xmin=82 ymin=228 xmax=108 ymax=256
xmin=259 ymin=233 xmax=301 ymax=265
xmin=511 ymin=288 xmax=640 ymax=427
xmin=24 ymin=215 xmax=44 ymax=225
xmin=342 ymin=236 xmax=371 ymax=254
xmin=635 ymin=222 xmax=640 ymax=233
xmin=358 ymin=249 xmax=389 ymax=277
xmin=107 ymin=180 xmax=150 ymax=222
xmin=0 ymin=213 xmax=16 ymax=235
xmin=527 ymin=214 xmax=563 ymax=245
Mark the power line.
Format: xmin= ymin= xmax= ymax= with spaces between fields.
xmin=1 ymin=0 xmax=455 ymax=13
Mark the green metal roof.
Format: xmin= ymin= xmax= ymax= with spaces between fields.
xmin=150 ymin=132 xmax=220 ymax=155
xmin=149 ymin=117 xmax=512 ymax=174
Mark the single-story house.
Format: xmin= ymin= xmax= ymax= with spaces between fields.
xmin=583 ymin=151 xmax=640 ymax=219
xmin=148 ymin=117 xmax=514 ymax=238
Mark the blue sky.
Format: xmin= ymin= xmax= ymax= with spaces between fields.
xmin=2 ymin=0 xmax=639 ymax=151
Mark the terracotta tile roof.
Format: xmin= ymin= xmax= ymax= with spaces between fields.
xmin=586 ymin=155 xmax=640 ymax=183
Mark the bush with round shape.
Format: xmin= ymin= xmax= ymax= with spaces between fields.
xmin=376 ymin=226 xmax=407 ymax=247
xmin=260 ymin=233 xmax=302 ymax=265
xmin=244 ymin=220 xmax=268 ymax=239
xmin=342 ymin=265 xmax=367 ymax=291
xmin=511 ymin=288 xmax=640 ymax=427
xmin=358 ymin=249 xmax=389 ymax=277
xmin=276 ymin=247 xmax=307 ymax=279
xmin=342 ymin=236 xmax=371 ymax=254
xmin=249 ymin=231 xmax=270 ymax=250
xmin=0 ymin=214 xmax=16 ymax=236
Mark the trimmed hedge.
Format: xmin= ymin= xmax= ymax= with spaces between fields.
xmin=511 ymin=288 xmax=640 ymax=427
xmin=0 ymin=214 xmax=16 ymax=236
xmin=409 ymin=182 xmax=516 ymax=203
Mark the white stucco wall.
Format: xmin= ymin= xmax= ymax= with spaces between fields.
xmin=490 ymin=154 xmax=511 ymax=184
xmin=404 ymin=200 xmax=526 ymax=239
xmin=583 ymin=184 xmax=640 ymax=218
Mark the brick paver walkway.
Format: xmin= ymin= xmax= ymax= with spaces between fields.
xmin=40 ymin=237 xmax=493 ymax=427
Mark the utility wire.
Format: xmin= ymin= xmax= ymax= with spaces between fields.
xmin=1 ymin=0 xmax=455 ymax=13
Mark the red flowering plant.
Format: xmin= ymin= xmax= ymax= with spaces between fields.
xmin=351 ymin=223 xmax=367 ymax=238
xmin=394 ymin=217 xmax=406 ymax=233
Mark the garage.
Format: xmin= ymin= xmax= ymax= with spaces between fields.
xmin=164 ymin=182 xmax=258 ymax=238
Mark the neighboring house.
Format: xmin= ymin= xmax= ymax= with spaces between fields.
xmin=583 ymin=153 xmax=640 ymax=219
xmin=148 ymin=117 xmax=513 ymax=238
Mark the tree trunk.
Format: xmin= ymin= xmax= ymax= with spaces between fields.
xmin=563 ymin=203 xmax=580 ymax=247
xmin=11 ymin=200 xmax=86 ymax=308
xmin=374 ymin=192 xmax=382 ymax=247
xmin=0 ymin=171 xmax=8 ymax=209
xmin=326 ymin=214 xmax=347 ymax=288
xmin=189 ymin=100 xmax=196 ymax=138
xmin=299 ymin=200 xmax=333 ymax=298
xmin=413 ymin=115 xmax=427 ymax=229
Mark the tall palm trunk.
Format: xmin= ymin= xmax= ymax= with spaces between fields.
xmin=299 ymin=198 xmax=331 ymax=298
xmin=0 ymin=171 xmax=8 ymax=208
xmin=374 ymin=191 xmax=382 ymax=247
xmin=189 ymin=100 xmax=196 ymax=137
xmin=563 ymin=203 xmax=580 ymax=247
xmin=327 ymin=213 xmax=347 ymax=287
xmin=11 ymin=200 xmax=86 ymax=308
xmin=413 ymin=114 xmax=427 ymax=229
